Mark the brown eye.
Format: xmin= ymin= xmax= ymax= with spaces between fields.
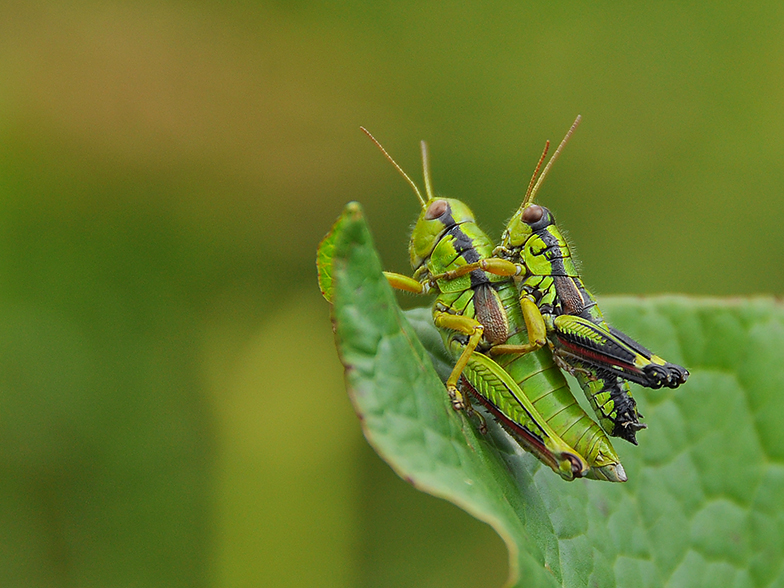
xmin=425 ymin=199 xmax=449 ymax=220
xmin=522 ymin=204 xmax=544 ymax=224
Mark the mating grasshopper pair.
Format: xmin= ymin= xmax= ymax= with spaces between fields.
xmin=322 ymin=119 xmax=688 ymax=482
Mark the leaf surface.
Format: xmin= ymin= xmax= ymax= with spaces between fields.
xmin=321 ymin=202 xmax=784 ymax=588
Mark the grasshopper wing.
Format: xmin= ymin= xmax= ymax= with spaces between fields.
xmin=461 ymin=350 xmax=588 ymax=481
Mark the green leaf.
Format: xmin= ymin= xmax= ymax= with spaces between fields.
xmin=316 ymin=212 xmax=342 ymax=302
xmin=321 ymin=202 xmax=784 ymax=588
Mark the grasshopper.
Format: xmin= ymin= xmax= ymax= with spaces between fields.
xmin=446 ymin=117 xmax=688 ymax=444
xmin=361 ymin=128 xmax=625 ymax=482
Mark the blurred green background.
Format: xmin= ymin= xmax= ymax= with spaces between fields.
xmin=0 ymin=2 xmax=782 ymax=587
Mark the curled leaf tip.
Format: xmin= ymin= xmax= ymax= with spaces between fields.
xmin=345 ymin=201 xmax=364 ymax=217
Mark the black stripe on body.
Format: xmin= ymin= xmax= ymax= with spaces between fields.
xmin=448 ymin=225 xmax=481 ymax=262
xmin=438 ymin=223 xmax=509 ymax=343
xmin=535 ymin=228 xmax=569 ymax=277
xmin=444 ymin=224 xmax=489 ymax=288
xmin=531 ymin=228 xmax=590 ymax=315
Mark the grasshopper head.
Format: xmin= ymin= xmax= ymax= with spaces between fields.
xmin=502 ymin=116 xmax=581 ymax=252
xmin=359 ymin=128 xmax=477 ymax=272
xmin=410 ymin=197 xmax=476 ymax=270
xmin=501 ymin=203 xmax=555 ymax=249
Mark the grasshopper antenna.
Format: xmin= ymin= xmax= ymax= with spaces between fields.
xmin=360 ymin=126 xmax=427 ymax=208
xmin=526 ymin=115 xmax=581 ymax=205
xmin=420 ymin=140 xmax=435 ymax=202
xmin=522 ymin=140 xmax=550 ymax=207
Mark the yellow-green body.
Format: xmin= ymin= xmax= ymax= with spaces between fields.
xmin=395 ymin=197 xmax=591 ymax=480
xmin=349 ymin=130 xmax=627 ymax=481
xmin=394 ymin=194 xmax=624 ymax=482
xmin=467 ymin=280 xmax=626 ymax=482
xmin=497 ymin=195 xmax=688 ymax=444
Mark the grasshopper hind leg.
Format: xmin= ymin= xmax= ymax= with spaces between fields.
xmin=602 ymin=377 xmax=646 ymax=445
xmin=562 ymin=355 xmax=646 ymax=445
xmin=642 ymin=361 xmax=690 ymax=389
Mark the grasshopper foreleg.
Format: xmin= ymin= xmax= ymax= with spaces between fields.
xmin=428 ymin=258 xmax=523 ymax=284
xmin=384 ymin=271 xmax=431 ymax=294
xmin=433 ymin=312 xmax=485 ymax=411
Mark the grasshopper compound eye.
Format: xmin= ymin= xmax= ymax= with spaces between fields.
xmin=425 ymin=199 xmax=449 ymax=220
xmin=522 ymin=204 xmax=544 ymax=224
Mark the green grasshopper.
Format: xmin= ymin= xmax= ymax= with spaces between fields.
xmin=360 ymin=128 xmax=625 ymax=482
xmin=447 ymin=117 xmax=688 ymax=444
